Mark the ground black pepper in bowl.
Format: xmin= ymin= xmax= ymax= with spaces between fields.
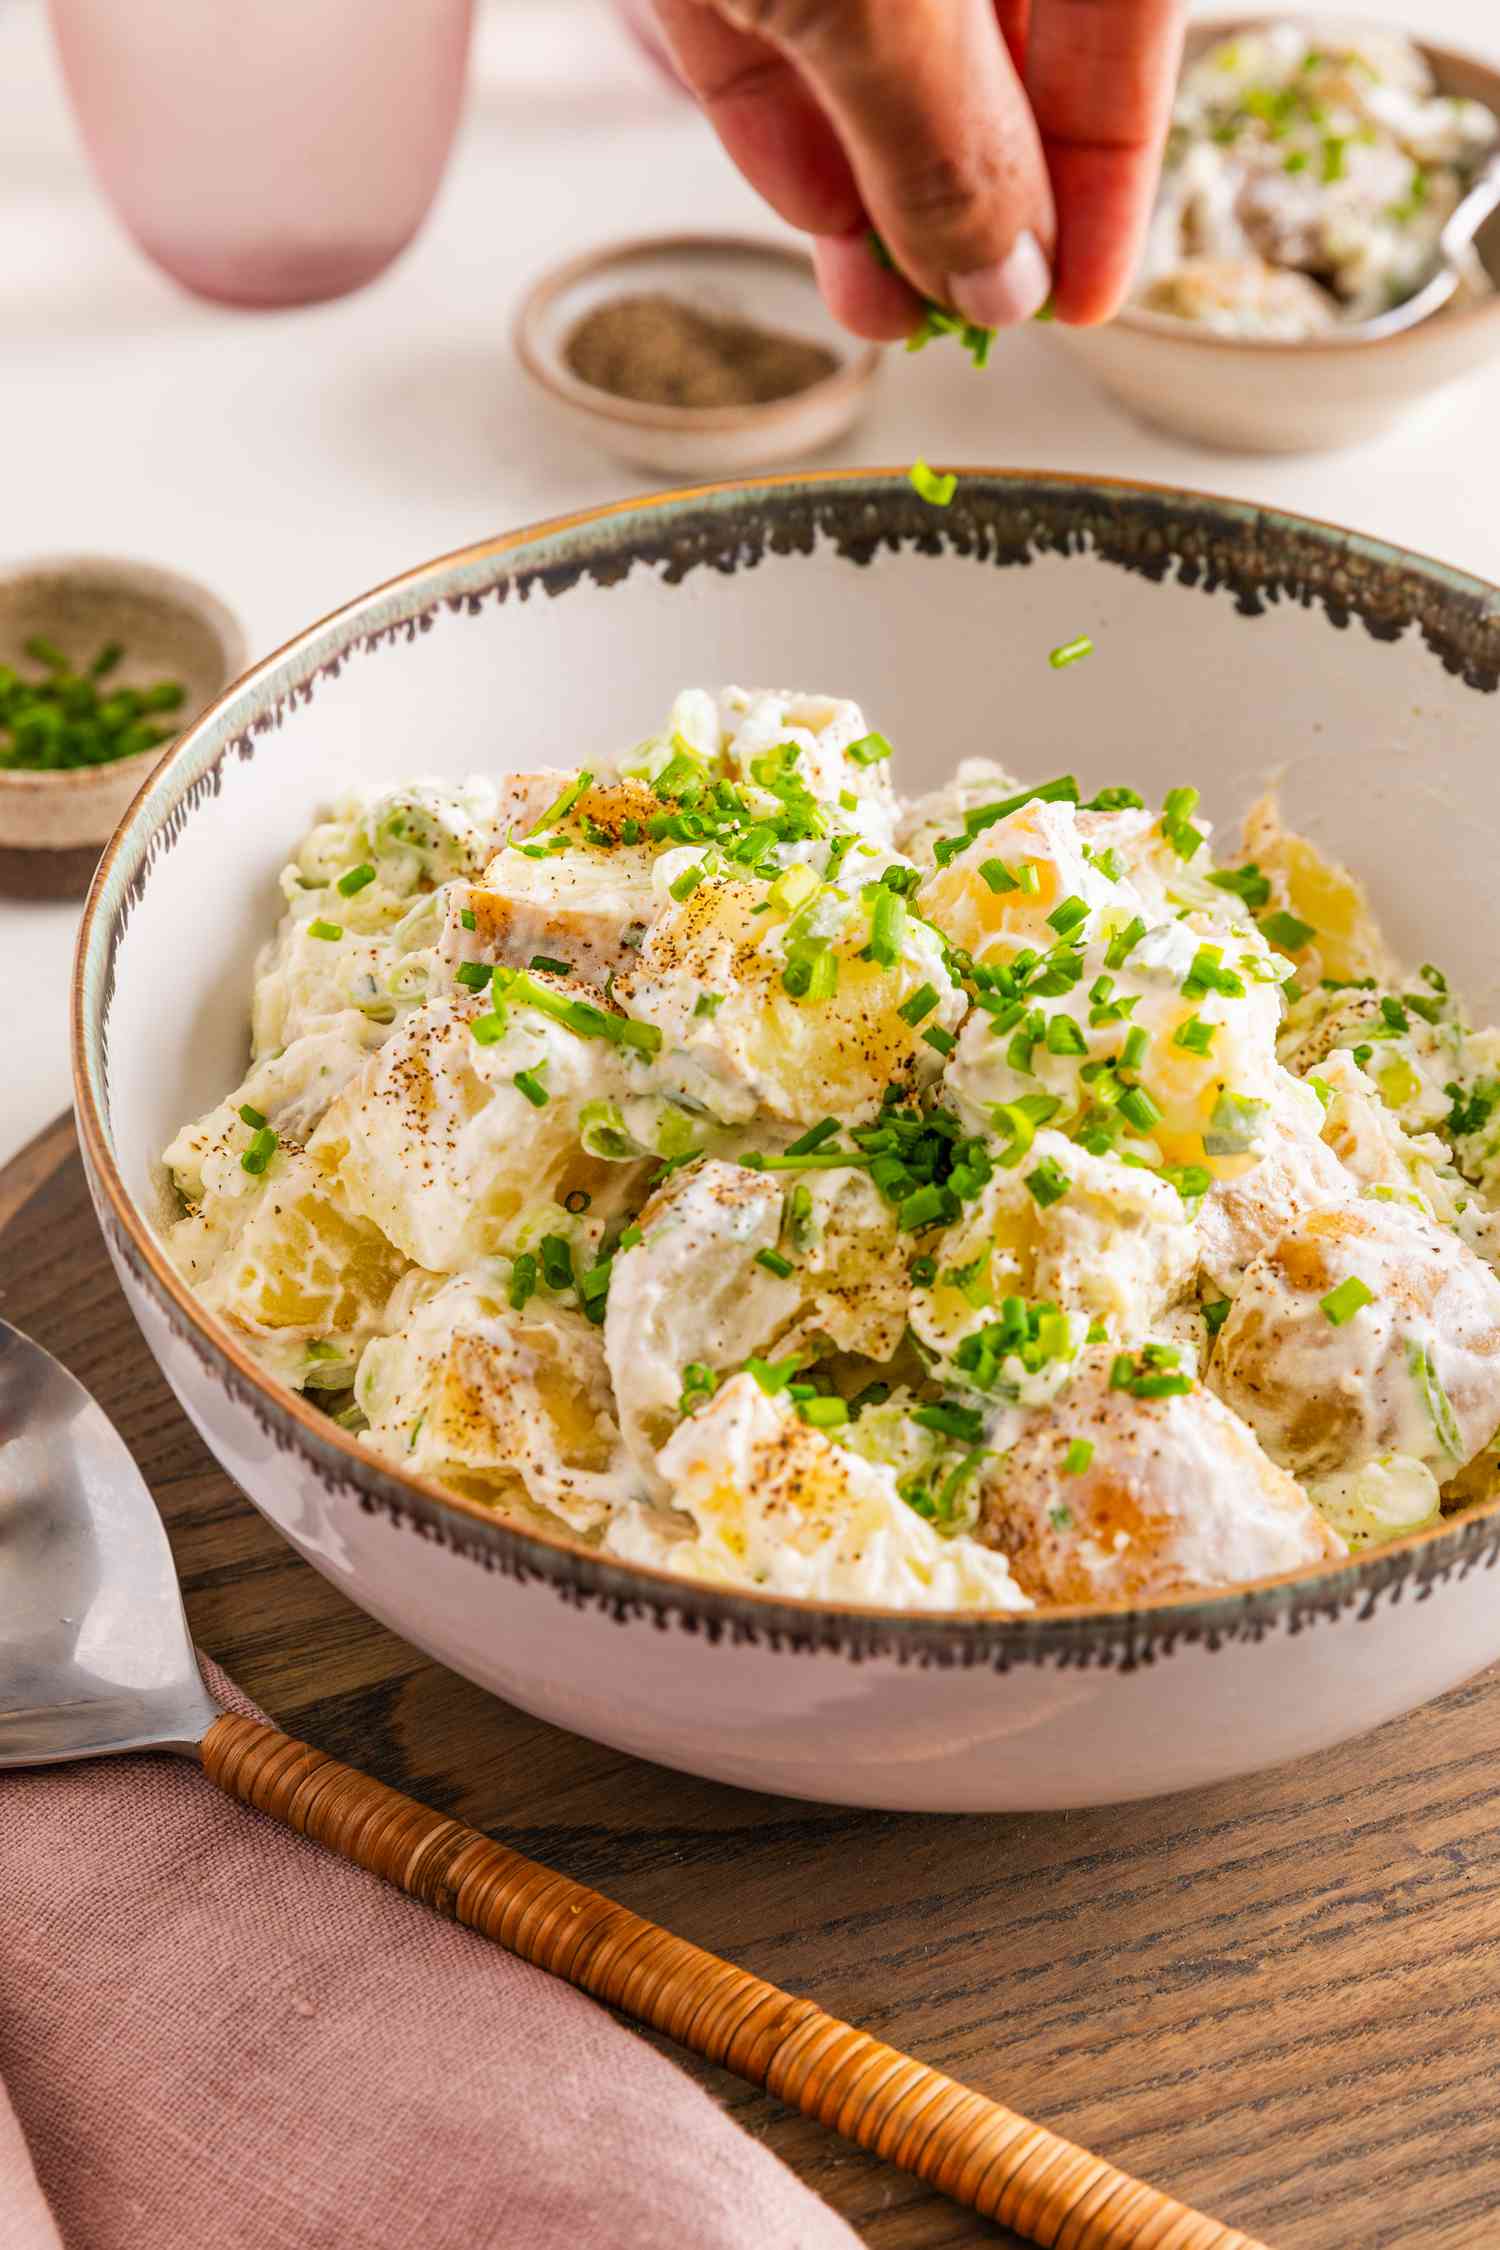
xmin=563 ymin=291 xmax=840 ymax=410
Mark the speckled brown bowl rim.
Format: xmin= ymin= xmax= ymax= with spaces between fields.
xmin=1112 ymin=18 xmax=1500 ymax=357
xmin=513 ymin=233 xmax=882 ymax=435
xmin=71 ymin=469 xmax=1500 ymax=1670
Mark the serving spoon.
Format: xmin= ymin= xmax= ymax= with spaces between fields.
xmin=0 ymin=1319 xmax=1262 ymax=2250
xmin=1348 ymin=148 xmax=1500 ymax=339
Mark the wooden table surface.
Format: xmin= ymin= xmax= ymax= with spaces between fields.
xmin=6 ymin=1114 xmax=1500 ymax=2250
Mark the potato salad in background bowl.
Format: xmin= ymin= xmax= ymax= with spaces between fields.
xmin=72 ymin=470 xmax=1500 ymax=1810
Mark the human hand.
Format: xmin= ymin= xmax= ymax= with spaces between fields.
xmin=650 ymin=0 xmax=1185 ymax=340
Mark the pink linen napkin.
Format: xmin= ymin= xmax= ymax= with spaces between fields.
xmin=0 ymin=1661 xmax=859 ymax=2250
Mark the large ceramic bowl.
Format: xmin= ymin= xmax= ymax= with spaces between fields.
xmin=1055 ymin=20 xmax=1500 ymax=454
xmin=72 ymin=471 xmax=1500 ymax=1813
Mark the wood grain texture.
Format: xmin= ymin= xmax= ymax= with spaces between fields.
xmin=6 ymin=1117 xmax=1500 ymax=2249
xmin=202 ymin=1712 xmax=1261 ymax=2250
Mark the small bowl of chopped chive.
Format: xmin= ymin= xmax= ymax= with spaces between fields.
xmin=0 ymin=555 xmax=246 ymax=896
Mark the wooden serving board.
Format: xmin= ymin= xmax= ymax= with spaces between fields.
xmin=6 ymin=1116 xmax=1500 ymax=2250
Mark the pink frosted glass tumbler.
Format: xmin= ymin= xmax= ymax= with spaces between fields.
xmin=49 ymin=0 xmax=473 ymax=309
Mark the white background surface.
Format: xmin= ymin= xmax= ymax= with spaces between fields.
xmin=3 ymin=0 xmax=1498 ymax=1168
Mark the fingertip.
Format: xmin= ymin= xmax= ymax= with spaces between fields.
xmin=812 ymin=234 xmax=926 ymax=343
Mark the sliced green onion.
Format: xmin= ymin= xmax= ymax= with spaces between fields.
xmin=693 ymin=992 xmax=723 ymax=1019
xmin=529 ymin=954 xmax=573 ymax=977
xmin=1047 ymin=894 xmax=1089 ymax=939
xmin=913 ymin=1400 xmax=985 ymax=1444
xmin=979 ymin=859 xmax=1019 ymax=895
xmin=1203 ymin=1297 xmax=1232 ymax=1337
xmin=898 ymin=982 xmax=940 ymax=1027
xmin=307 ymin=918 xmax=342 ymax=942
xmin=670 ymin=860 xmax=706 ymax=902
xmin=1120 ymin=1025 xmax=1149 ymax=1072
xmin=1044 ymin=1015 xmax=1087 ymax=1057
xmin=539 ymin=1235 xmax=574 ymax=1292
xmin=513 ymin=1068 xmax=548 ymax=1108
xmin=785 ymin=1118 xmax=840 ymax=1158
xmin=799 ymin=1394 xmax=849 ymax=1429
xmin=755 ymin=1247 xmax=795 ymax=1279
xmin=456 ymin=961 xmax=493 ymax=991
xmin=1118 ymin=1085 xmax=1161 ymax=1133
xmin=847 ymin=731 xmax=892 ymax=767
xmin=337 ymin=863 xmax=376 ymax=897
xmin=1209 ymin=864 xmax=1272 ymax=910
xmin=922 ymin=1024 xmax=956 ymax=1057
xmin=1049 ymin=636 xmax=1093 ymax=670
xmin=460 ymin=907 xmax=478 ymax=932
xmin=768 ymin=861 xmax=819 ymax=916
xmin=509 ymin=1252 xmax=538 ymax=1310
xmin=898 ymin=1183 xmax=948 ymax=1231
xmin=238 ymin=1102 xmax=267 ymax=1130
xmin=1062 ymin=1438 xmax=1094 ymax=1476
xmin=470 ymin=1009 xmax=509 ymax=1046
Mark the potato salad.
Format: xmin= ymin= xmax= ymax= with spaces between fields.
xmin=162 ymin=684 xmax=1500 ymax=1613
xmin=1135 ymin=24 xmax=1499 ymax=337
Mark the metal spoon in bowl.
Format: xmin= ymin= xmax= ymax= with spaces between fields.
xmin=1353 ymin=147 xmax=1500 ymax=339
xmin=0 ymin=1320 xmax=1264 ymax=2250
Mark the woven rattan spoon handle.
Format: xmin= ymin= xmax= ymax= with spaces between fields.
xmin=202 ymin=1714 xmax=1264 ymax=2249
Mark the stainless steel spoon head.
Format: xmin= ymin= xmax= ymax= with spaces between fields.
xmin=0 ymin=1320 xmax=219 ymax=1765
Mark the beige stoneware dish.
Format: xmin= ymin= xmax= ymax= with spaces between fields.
xmin=71 ymin=470 xmax=1500 ymax=1813
xmin=1056 ymin=19 xmax=1500 ymax=454
xmin=0 ymin=555 xmax=246 ymax=896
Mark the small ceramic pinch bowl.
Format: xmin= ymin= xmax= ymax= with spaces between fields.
xmin=73 ymin=470 xmax=1500 ymax=1813
xmin=515 ymin=233 xmax=881 ymax=476
xmin=0 ymin=555 xmax=246 ymax=898
xmin=1054 ymin=20 xmax=1500 ymax=454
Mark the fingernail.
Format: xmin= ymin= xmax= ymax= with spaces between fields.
xmin=948 ymin=231 xmax=1052 ymax=329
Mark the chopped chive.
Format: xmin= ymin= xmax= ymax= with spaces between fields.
xmin=529 ymin=955 xmax=573 ymax=977
xmin=693 ymin=992 xmax=723 ymax=1018
xmin=513 ymin=1068 xmax=548 ymax=1107
xmin=799 ymin=1394 xmax=849 ymax=1429
xmin=1104 ymin=915 xmax=1147 ymax=971
xmin=1045 ymin=1015 xmax=1087 ymax=1056
xmin=1209 ymin=863 xmax=1272 ymax=911
xmin=337 ymin=863 xmax=376 ymax=897
xmin=509 ymin=1252 xmax=538 ymax=1309
xmin=922 ymin=1024 xmax=956 ymax=1057
xmin=979 ymin=859 xmax=1019 ymax=895
xmin=784 ymin=1119 xmax=840 ymax=1160
xmin=456 ymin=960 xmax=493 ymax=991
xmin=755 ymin=1247 xmax=795 ymax=1279
xmin=539 ymin=1235 xmax=574 ymax=1292
xmin=237 ymin=1102 xmax=267 ymax=1130
xmin=239 ymin=1125 xmax=279 ymax=1176
xmin=1118 ymin=1085 xmax=1161 ymax=1133
xmin=527 ymin=769 xmax=593 ymax=835
xmin=1046 ymin=894 xmax=1089 ymax=939
xmin=1085 ymin=785 xmax=1144 ymax=812
xmin=909 ymin=458 xmax=957 ymax=507
xmin=898 ymin=982 xmax=940 ymax=1027
xmin=898 ymin=1183 xmax=948 ymax=1231
xmin=1025 ymin=1156 xmax=1071 ymax=1208
xmin=847 ymin=731 xmax=892 ymax=767
xmin=307 ymin=918 xmax=342 ymax=941
xmin=1062 ymin=1437 xmax=1094 ymax=1476
xmin=868 ymin=886 xmax=907 ymax=969
xmin=470 ymin=1009 xmax=508 ymax=1045
xmin=1203 ymin=1297 xmax=1232 ymax=1337
xmin=1048 ymin=635 xmax=1093 ymax=670
xmin=1261 ymin=909 xmax=1316 ymax=953
xmin=670 ymin=860 xmax=706 ymax=902
xmin=1321 ymin=1275 xmax=1373 ymax=1326
xmin=913 ymin=1400 xmax=985 ymax=1444
xmin=460 ymin=907 xmax=477 ymax=931
xmin=1174 ymin=1015 xmax=1216 ymax=1056
xmin=768 ymin=862 xmax=819 ymax=916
